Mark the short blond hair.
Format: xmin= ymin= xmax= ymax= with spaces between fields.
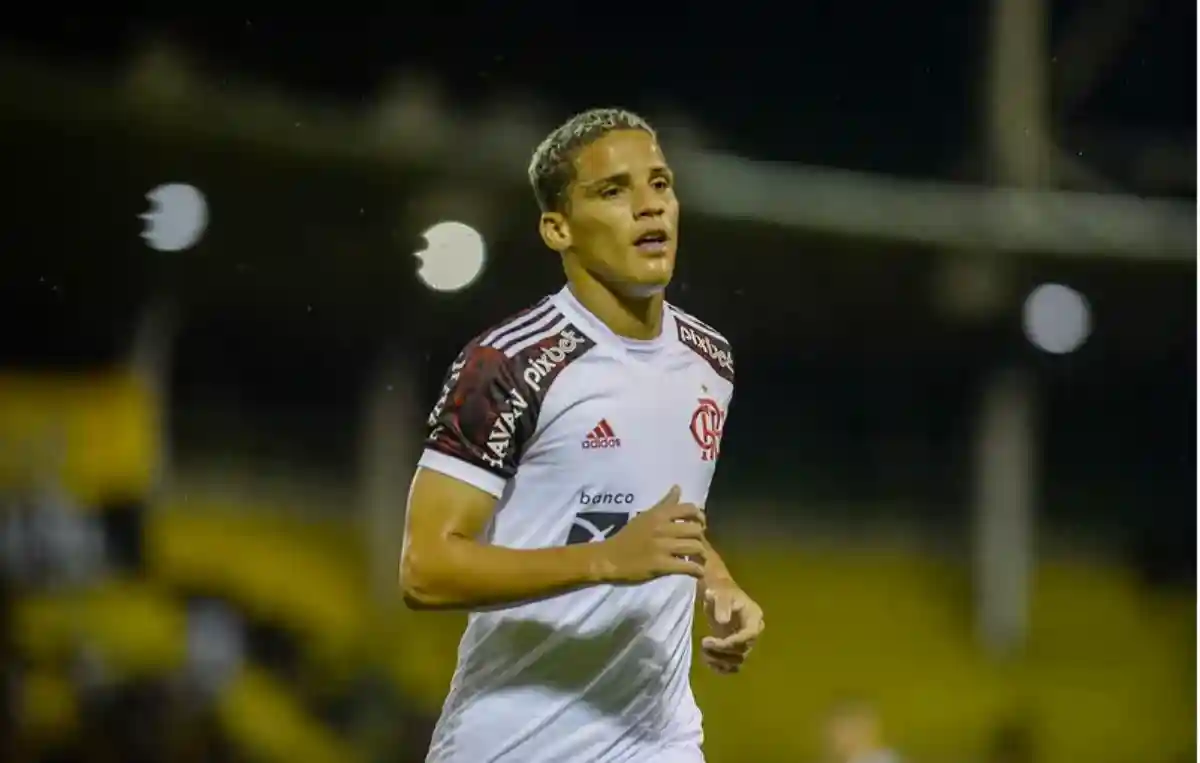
xmin=527 ymin=107 xmax=656 ymax=212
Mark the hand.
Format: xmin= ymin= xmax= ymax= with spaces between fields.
xmin=701 ymin=582 xmax=764 ymax=674
xmin=599 ymin=485 xmax=707 ymax=584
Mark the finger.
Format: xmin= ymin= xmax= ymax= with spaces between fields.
xmin=700 ymin=643 xmax=748 ymax=657
xmin=705 ymin=643 xmax=753 ymax=657
xmin=667 ymin=525 xmax=700 ymax=542
xmin=662 ymin=502 xmax=704 ymax=523
xmin=705 ymin=638 xmax=756 ymax=656
xmin=702 ymin=636 xmax=750 ymax=656
xmin=662 ymin=558 xmax=706 ymax=579
xmin=743 ymin=609 xmax=765 ymax=637
xmin=655 ymin=485 xmax=682 ymax=507
xmin=667 ymin=539 xmax=706 ymax=560
xmin=704 ymin=624 xmax=760 ymax=651
xmin=710 ymin=619 xmax=758 ymax=647
xmin=703 ymin=646 xmax=749 ymax=663
xmin=730 ymin=604 xmax=763 ymax=632
xmin=673 ymin=552 xmax=707 ymax=570
xmin=703 ymin=653 xmax=741 ymax=674
xmin=703 ymin=588 xmax=733 ymax=625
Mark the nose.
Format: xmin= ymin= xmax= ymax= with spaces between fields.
xmin=632 ymin=184 xmax=665 ymax=219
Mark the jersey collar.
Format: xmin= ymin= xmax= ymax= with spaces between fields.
xmin=553 ymin=285 xmax=675 ymax=359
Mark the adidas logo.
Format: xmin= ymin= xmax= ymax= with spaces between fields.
xmin=582 ymin=419 xmax=621 ymax=449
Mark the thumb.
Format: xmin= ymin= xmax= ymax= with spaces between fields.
xmin=658 ymin=485 xmax=681 ymax=506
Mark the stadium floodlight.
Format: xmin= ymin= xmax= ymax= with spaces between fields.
xmin=1023 ymin=282 xmax=1091 ymax=354
xmin=141 ymin=182 xmax=208 ymax=252
xmin=414 ymin=221 xmax=486 ymax=293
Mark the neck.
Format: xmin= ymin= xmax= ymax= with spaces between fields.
xmin=563 ymin=262 xmax=664 ymax=341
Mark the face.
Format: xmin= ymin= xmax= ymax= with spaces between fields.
xmin=540 ymin=129 xmax=679 ymax=297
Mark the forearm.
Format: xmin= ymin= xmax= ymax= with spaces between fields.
xmin=401 ymin=535 xmax=609 ymax=611
xmin=698 ymin=536 xmax=736 ymax=592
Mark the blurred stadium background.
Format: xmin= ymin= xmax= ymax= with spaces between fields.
xmin=0 ymin=4 xmax=1194 ymax=763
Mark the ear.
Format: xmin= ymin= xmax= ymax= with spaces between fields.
xmin=538 ymin=211 xmax=571 ymax=253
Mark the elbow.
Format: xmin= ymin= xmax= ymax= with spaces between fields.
xmin=403 ymin=591 xmax=438 ymax=611
xmin=400 ymin=574 xmax=434 ymax=610
xmin=399 ymin=548 xmax=448 ymax=610
xmin=402 ymin=588 xmax=440 ymax=611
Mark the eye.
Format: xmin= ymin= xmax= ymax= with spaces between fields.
xmin=651 ymin=177 xmax=672 ymax=191
xmin=599 ymin=186 xmax=622 ymax=199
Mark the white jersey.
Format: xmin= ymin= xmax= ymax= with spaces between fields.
xmin=417 ymin=285 xmax=735 ymax=763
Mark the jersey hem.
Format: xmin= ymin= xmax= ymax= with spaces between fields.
xmin=418 ymin=448 xmax=507 ymax=498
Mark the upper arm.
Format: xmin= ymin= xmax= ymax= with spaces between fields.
xmin=400 ymin=466 xmax=499 ymax=606
xmin=404 ymin=467 xmax=497 ymax=563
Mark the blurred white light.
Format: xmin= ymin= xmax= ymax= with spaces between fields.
xmin=141 ymin=182 xmax=208 ymax=252
xmin=1022 ymin=283 xmax=1091 ymax=354
xmin=414 ymin=221 xmax=486 ymax=293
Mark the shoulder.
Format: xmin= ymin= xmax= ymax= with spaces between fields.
xmin=461 ymin=296 xmax=596 ymax=386
xmin=427 ymin=295 xmax=597 ymax=432
xmin=423 ymin=296 xmax=597 ymax=484
xmin=666 ymin=303 xmax=734 ymax=384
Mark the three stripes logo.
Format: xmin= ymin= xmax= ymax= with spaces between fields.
xmin=582 ymin=419 xmax=621 ymax=449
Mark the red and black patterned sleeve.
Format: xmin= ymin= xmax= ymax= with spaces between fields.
xmin=423 ymin=342 xmax=530 ymax=487
xmin=420 ymin=324 xmax=595 ymax=497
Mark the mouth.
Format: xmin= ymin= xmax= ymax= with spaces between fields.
xmin=634 ymin=229 xmax=670 ymax=253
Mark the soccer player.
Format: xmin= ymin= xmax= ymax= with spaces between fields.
xmin=401 ymin=108 xmax=765 ymax=763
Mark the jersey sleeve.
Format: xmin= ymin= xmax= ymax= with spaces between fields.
xmin=418 ymin=342 xmax=534 ymax=498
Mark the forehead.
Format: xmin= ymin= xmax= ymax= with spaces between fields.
xmin=571 ymin=130 xmax=667 ymax=183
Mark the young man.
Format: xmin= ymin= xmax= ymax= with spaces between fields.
xmin=401 ymin=108 xmax=764 ymax=763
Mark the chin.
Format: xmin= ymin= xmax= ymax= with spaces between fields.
xmin=589 ymin=259 xmax=672 ymax=299
xmin=622 ymin=282 xmax=668 ymax=299
xmin=619 ymin=262 xmax=674 ymax=299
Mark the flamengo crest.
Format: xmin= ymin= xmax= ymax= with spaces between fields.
xmin=689 ymin=397 xmax=725 ymax=462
